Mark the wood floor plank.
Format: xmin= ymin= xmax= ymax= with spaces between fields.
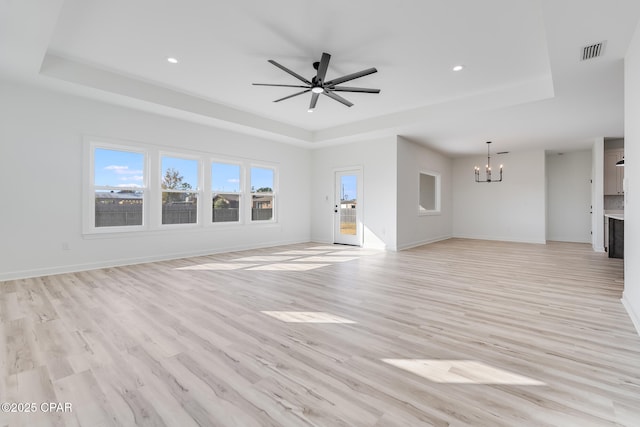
xmin=2 ymin=239 xmax=640 ymax=426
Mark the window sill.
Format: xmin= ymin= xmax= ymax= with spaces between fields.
xmin=418 ymin=210 xmax=441 ymax=216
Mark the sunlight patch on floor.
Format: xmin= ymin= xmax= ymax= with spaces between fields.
xmin=327 ymin=250 xmax=381 ymax=256
xmin=175 ymin=263 xmax=258 ymax=271
xmin=175 ymin=247 xmax=376 ymax=272
xmin=261 ymin=311 xmax=357 ymax=324
xmin=275 ymin=250 xmax=331 ymax=255
xmin=381 ymin=359 xmax=546 ymax=385
xmin=306 ymin=245 xmax=349 ymax=250
xmin=232 ymin=255 xmax=299 ymax=262
xmin=247 ymin=263 xmax=329 ymax=271
xmin=291 ymin=256 xmax=360 ymax=263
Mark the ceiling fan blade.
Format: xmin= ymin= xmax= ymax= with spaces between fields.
xmin=316 ymin=52 xmax=331 ymax=83
xmin=268 ymin=60 xmax=312 ymax=85
xmin=324 ymin=90 xmax=353 ymax=107
xmin=273 ymin=89 xmax=311 ymax=103
xmin=330 ymin=86 xmax=380 ymax=93
xmin=253 ymin=83 xmax=310 ymax=88
xmin=325 ymin=67 xmax=378 ymax=87
xmin=309 ymin=92 xmax=320 ymax=109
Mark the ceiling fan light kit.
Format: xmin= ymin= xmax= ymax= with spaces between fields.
xmin=253 ymin=52 xmax=380 ymax=111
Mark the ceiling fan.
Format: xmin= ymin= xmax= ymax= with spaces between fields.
xmin=253 ymin=52 xmax=380 ymax=112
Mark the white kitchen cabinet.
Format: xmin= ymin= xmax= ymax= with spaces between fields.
xmin=604 ymin=148 xmax=624 ymax=195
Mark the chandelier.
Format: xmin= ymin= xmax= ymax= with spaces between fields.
xmin=474 ymin=141 xmax=503 ymax=183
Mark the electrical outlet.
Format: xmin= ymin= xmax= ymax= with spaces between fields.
xmin=62 ymin=242 xmax=70 ymax=251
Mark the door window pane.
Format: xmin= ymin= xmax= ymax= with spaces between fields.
xmin=340 ymin=175 xmax=357 ymax=235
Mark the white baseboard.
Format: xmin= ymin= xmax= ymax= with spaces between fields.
xmin=309 ymin=236 xmax=332 ymax=245
xmin=452 ymin=233 xmax=546 ymax=245
xmin=310 ymin=237 xmax=394 ymax=251
xmin=622 ymin=293 xmax=640 ymax=336
xmin=397 ymin=235 xmax=452 ymax=251
xmin=0 ymin=239 xmax=309 ymax=282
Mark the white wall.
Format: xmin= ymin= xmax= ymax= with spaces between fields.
xmin=396 ymin=137 xmax=452 ymax=249
xmin=310 ymin=137 xmax=397 ymax=250
xmin=546 ymin=150 xmax=592 ymax=243
xmin=452 ymin=150 xmax=546 ymax=244
xmin=0 ymin=81 xmax=311 ymax=280
xmin=623 ymin=20 xmax=640 ymax=334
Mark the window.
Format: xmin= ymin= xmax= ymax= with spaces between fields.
xmin=93 ymin=147 xmax=146 ymax=229
xmin=161 ymin=156 xmax=199 ymax=225
xmin=419 ymin=172 xmax=441 ymax=214
xmin=212 ymin=162 xmax=241 ymax=223
xmin=85 ymin=138 xmax=279 ymax=234
xmin=250 ymin=166 xmax=275 ymax=221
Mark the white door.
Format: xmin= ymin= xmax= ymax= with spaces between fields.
xmin=334 ymin=169 xmax=362 ymax=246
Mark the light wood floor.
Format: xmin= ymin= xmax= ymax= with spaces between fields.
xmin=1 ymin=239 xmax=640 ymax=426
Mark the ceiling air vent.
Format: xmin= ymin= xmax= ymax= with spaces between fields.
xmin=581 ymin=41 xmax=606 ymax=61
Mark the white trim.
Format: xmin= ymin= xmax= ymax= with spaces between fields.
xmin=158 ymin=151 xmax=203 ymax=186
xmin=84 ymin=139 xmax=149 ymax=234
xmin=622 ymin=293 xmax=640 ymax=336
xmin=397 ymin=235 xmax=452 ymax=251
xmin=452 ymin=234 xmax=547 ymax=245
xmin=418 ymin=170 xmax=442 ymax=215
xmin=83 ymin=135 xmax=281 ymax=235
xmin=249 ymin=164 xmax=278 ymax=224
xmin=0 ymin=238 xmax=308 ymax=282
xmin=310 ymin=237 xmax=333 ymax=245
xmin=333 ymin=166 xmax=364 ymax=246
xmin=159 ymin=152 xmax=202 ymax=227
xmin=210 ymin=158 xmax=243 ymax=193
xmin=592 ymin=138 xmax=605 ymax=252
xmin=211 ymin=159 xmax=245 ymax=225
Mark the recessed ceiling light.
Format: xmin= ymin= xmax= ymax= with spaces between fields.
xmin=167 ymin=57 xmax=179 ymax=64
xmin=452 ymin=65 xmax=464 ymax=71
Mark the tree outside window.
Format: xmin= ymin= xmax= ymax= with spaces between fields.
xmin=161 ymin=157 xmax=199 ymax=224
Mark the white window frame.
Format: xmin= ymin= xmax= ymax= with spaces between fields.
xmin=83 ymin=139 xmax=149 ymax=234
xmin=248 ymin=164 xmax=278 ymax=224
xmin=159 ymin=152 xmax=203 ymax=228
xmin=210 ymin=159 xmax=244 ymax=225
xmin=83 ymin=136 xmax=280 ymax=236
xmin=418 ymin=170 xmax=441 ymax=216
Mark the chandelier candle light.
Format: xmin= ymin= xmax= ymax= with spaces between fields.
xmin=474 ymin=141 xmax=503 ymax=183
